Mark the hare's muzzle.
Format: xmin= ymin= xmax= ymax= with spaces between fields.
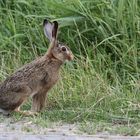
xmin=67 ymin=52 xmax=74 ymax=61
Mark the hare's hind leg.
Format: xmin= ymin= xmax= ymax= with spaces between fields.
xmin=31 ymin=92 xmax=47 ymax=112
xmin=11 ymin=85 xmax=37 ymax=116
xmin=15 ymin=106 xmax=38 ymax=116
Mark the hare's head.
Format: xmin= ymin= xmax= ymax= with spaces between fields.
xmin=43 ymin=19 xmax=74 ymax=62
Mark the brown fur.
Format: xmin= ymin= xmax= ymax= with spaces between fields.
xmin=0 ymin=19 xmax=74 ymax=115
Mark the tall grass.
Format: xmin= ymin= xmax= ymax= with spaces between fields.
xmin=0 ymin=0 xmax=140 ymax=135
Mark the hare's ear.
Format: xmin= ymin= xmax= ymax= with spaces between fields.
xmin=43 ymin=19 xmax=58 ymax=41
xmin=52 ymin=21 xmax=58 ymax=39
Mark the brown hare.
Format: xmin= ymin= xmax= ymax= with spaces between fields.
xmin=0 ymin=19 xmax=74 ymax=116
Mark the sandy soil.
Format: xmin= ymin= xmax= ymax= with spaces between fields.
xmin=0 ymin=116 xmax=79 ymax=135
xmin=0 ymin=115 xmax=140 ymax=140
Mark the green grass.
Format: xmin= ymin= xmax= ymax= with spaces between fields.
xmin=0 ymin=0 xmax=140 ymax=136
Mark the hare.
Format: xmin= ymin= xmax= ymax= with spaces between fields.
xmin=0 ymin=19 xmax=74 ymax=116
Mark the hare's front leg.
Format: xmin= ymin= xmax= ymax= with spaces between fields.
xmin=31 ymin=92 xmax=47 ymax=112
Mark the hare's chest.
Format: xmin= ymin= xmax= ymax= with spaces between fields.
xmin=49 ymin=73 xmax=59 ymax=86
xmin=41 ymin=72 xmax=59 ymax=88
xmin=31 ymin=73 xmax=59 ymax=97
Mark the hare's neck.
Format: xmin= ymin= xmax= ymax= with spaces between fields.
xmin=45 ymin=56 xmax=63 ymax=71
xmin=51 ymin=58 xmax=63 ymax=69
xmin=45 ymin=53 xmax=63 ymax=66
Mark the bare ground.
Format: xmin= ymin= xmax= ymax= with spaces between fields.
xmin=0 ymin=115 xmax=140 ymax=140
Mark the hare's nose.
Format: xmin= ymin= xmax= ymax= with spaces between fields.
xmin=67 ymin=53 xmax=74 ymax=61
xmin=70 ymin=53 xmax=74 ymax=60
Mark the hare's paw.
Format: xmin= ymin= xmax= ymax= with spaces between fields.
xmin=14 ymin=107 xmax=38 ymax=116
xmin=21 ymin=111 xmax=39 ymax=116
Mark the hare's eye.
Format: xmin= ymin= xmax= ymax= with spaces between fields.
xmin=62 ymin=47 xmax=66 ymax=52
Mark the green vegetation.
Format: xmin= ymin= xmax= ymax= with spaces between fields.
xmin=0 ymin=0 xmax=139 ymax=135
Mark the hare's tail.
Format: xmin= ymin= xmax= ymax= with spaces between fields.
xmin=0 ymin=108 xmax=10 ymax=116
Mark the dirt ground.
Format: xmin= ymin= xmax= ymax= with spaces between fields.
xmin=0 ymin=115 xmax=140 ymax=140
